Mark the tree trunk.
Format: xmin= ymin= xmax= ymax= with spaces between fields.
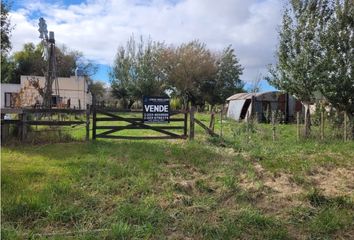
xmin=121 ymin=98 xmax=128 ymax=109
xmin=303 ymin=102 xmax=311 ymax=138
xmin=210 ymin=105 xmax=214 ymax=114
xmin=128 ymin=100 xmax=135 ymax=109
xmin=182 ymin=95 xmax=189 ymax=111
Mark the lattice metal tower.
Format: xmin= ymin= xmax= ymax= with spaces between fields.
xmin=38 ymin=17 xmax=59 ymax=108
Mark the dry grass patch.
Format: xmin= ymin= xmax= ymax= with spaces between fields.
xmin=308 ymin=167 xmax=354 ymax=197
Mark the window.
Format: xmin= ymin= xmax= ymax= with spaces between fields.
xmin=51 ymin=95 xmax=62 ymax=107
xmin=4 ymin=93 xmax=13 ymax=108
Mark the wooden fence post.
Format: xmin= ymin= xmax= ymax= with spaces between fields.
xmin=320 ymin=107 xmax=324 ymax=141
xmin=297 ymin=112 xmax=300 ymax=141
xmin=246 ymin=111 xmax=250 ymax=143
xmin=349 ymin=114 xmax=353 ymax=141
xmin=20 ymin=112 xmax=27 ymax=142
xmin=183 ymin=110 xmax=188 ymax=138
xmin=209 ymin=112 xmax=215 ymax=131
xmin=1 ymin=113 xmax=6 ymax=144
xmin=344 ymin=112 xmax=347 ymax=142
xmin=189 ymin=106 xmax=195 ymax=140
xmin=92 ymin=97 xmax=97 ymax=140
xmin=220 ymin=107 xmax=223 ymax=139
xmin=86 ymin=104 xmax=90 ymax=141
xmin=272 ymin=111 xmax=276 ymax=141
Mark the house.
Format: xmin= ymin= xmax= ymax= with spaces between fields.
xmin=1 ymin=83 xmax=21 ymax=108
xmin=1 ymin=75 xmax=91 ymax=109
xmin=226 ymin=91 xmax=303 ymax=122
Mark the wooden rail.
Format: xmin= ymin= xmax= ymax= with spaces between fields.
xmin=194 ymin=118 xmax=219 ymax=138
xmin=189 ymin=107 xmax=220 ymax=140
xmin=93 ymin=107 xmax=188 ymax=140
xmin=1 ymin=108 xmax=90 ymax=142
xmin=1 ymin=106 xmax=222 ymax=142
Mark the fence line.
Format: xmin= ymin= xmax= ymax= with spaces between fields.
xmin=231 ymin=110 xmax=353 ymax=142
xmin=1 ymin=107 xmax=352 ymax=144
xmin=1 ymin=107 xmax=90 ymax=143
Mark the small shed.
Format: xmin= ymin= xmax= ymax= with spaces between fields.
xmin=226 ymin=91 xmax=303 ymax=122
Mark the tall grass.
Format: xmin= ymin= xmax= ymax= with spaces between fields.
xmin=1 ymin=112 xmax=353 ymax=239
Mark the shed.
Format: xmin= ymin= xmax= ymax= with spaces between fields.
xmin=226 ymin=91 xmax=303 ymax=122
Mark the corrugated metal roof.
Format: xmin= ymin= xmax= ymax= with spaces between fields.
xmin=227 ymin=91 xmax=280 ymax=101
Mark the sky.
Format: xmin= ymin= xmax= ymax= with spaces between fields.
xmin=9 ymin=0 xmax=283 ymax=91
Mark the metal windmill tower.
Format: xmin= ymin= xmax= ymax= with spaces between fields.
xmin=38 ymin=17 xmax=59 ymax=108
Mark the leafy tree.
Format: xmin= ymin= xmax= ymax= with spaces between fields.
xmin=2 ymin=42 xmax=96 ymax=83
xmin=110 ymin=36 xmax=166 ymax=108
xmin=160 ymin=40 xmax=217 ymax=108
xmin=1 ymin=0 xmax=15 ymax=83
xmin=13 ymin=43 xmax=46 ymax=79
xmin=88 ymin=79 xmax=106 ymax=100
xmin=1 ymin=0 xmax=13 ymax=55
xmin=318 ymin=0 xmax=354 ymax=121
xmin=267 ymin=0 xmax=331 ymax=136
xmin=1 ymin=55 xmax=16 ymax=83
xmin=204 ymin=45 xmax=244 ymax=108
xmin=110 ymin=37 xmax=142 ymax=108
xmin=55 ymin=45 xmax=78 ymax=77
xmin=1 ymin=43 xmax=43 ymax=83
xmin=161 ymin=42 xmax=244 ymax=109
xmin=111 ymin=38 xmax=244 ymax=110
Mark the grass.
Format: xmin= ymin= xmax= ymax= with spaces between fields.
xmin=1 ymin=112 xmax=353 ymax=239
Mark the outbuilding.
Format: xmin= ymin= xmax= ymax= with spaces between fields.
xmin=226 ymin=91 xmax=303 ymax=122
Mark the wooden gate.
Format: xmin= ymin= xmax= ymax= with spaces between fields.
xmin=92 ymin=107 xmax=188 ymax=140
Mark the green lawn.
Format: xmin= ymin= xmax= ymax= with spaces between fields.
xmin=1 ymin=113 xmax=354 ymax=239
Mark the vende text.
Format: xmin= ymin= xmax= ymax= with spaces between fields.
xmin=144 ymin=105 xmax=169 ymax=112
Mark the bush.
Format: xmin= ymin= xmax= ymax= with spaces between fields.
xmin=170 ymin=97 xmax=182 ymax=110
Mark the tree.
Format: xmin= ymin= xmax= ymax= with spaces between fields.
xmin=249 ymin=72 xmax=262 ymax=93
xmin=267 ymin=0 xmax=331 ymax=136
xmin=1 ymin=0 xmax=15 ymax=83
xmin=111 ymin=38 xmax=244 ymax=110
xmin=2 ymin=42 xmax=96 ymax=83
xmin=1 ymin=43 xmax=44 ymax=83
xmin=13 ymin=43 xmax=46 ymax=79
xmin=160 ymin=40 xmax=217 ymax=108
xmin=88 ymin=79 xmax=106 ymax=100
xmin=318 ymin=0 xmax=354 ymax=122
xmin=55 ymin=45 xmax=78 ymax=77
xmin=110 ymin=36 xmax=166 ymax=108
xmin=1 ymin=55 xmax=16 ymax=83
xmin=206 ymin=45 xmax=244 ymax=107
xmin=161 ymin=42 xmax=244 ymax=109
xmin=1 ymin=0 xmax=13 ymax=55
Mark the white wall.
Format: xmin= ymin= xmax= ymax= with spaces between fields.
xmin=0 ymin=84 xmax=21 ymax=108
xmin=20 ymin=75 xmax=92 ymax=109
xmin=1 ymin=76 xmax=92 ymax=109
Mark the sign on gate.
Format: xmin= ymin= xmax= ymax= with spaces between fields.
xmin=143 ymin=96 xmax=170 ymax=123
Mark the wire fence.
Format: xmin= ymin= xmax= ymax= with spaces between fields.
xmin=216 ymin=110 xmax=354 ymax=142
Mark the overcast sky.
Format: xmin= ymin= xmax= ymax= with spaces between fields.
xmin=9 ymin=0 xmax=285 ymax=88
